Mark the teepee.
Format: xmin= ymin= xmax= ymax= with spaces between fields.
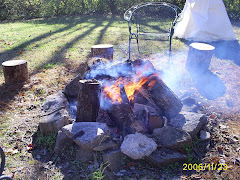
xmin=174 ymin=0 xmax=236 ymax=42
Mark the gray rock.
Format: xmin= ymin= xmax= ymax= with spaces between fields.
xmin=63 ymin=73 xmax=82 ymax=98
xmin=93 ymin=140 xmax=119 ymax=151
xmin=39 ymin=109 xmax=71 ymax=135
xmin=120 ymin=132 xmax=157 ymax=160
xmin=62 ymin=122 xmax=110 ymax=150
xmin=75 ymin=147 xmax=94 ymax=162
xmin=102 ymin=150 xmax=125 ymax=172
xmin=153 ymin=126 xmax=192 ymax=149
xmin=168 ymin=111 xmax=207 ymax=137
xmin=54 ymin=130 xmax=75 ymax=154
xmin=181 ymin=97 xmax=196 ymax=106
xmin=146 ymin=148 xmax=187 ymax=166
xmin=41 ymin=91 xmax=69 ymax=115
xmin=200 ymin=130 xmax=210 ymax=141
xmin=181 ymin=97 xmax=202 ymax=113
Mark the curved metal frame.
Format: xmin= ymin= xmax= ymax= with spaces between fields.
xmin=124 ymin=2 xmax=182 ymax=63
xmin=0 ymin=146 xmax=12 ymax=180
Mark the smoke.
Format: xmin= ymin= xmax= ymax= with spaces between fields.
xmin=152 ymin=51 xmax=226 ymax=100
xmin=84 ymin=60 xmax=133 ymax=80
xmin=85 ymin=59 xmax=161 ymax=110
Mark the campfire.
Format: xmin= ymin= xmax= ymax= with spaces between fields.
xmin=76 ymin=59 xmax=183 ymax=136
xmin=39 ymin=57 xmax=208 ymax=168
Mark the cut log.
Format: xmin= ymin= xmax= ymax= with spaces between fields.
xmin=133 ymin=103 xmax=163 ymax=133
xmin=186 ymin=42 xmax=215 ymax=73
xmin=2 ymin=60 xmax=28 ymax=85
xmin=91 ymin=44 xmax=114 ymax=60
xmin=107 ymin=103 xmax=136 ymax=136
xmin=76 ymin=79 xmax=100 ymax=122
xmin=147 ymin=76 xmax=183 ymax=119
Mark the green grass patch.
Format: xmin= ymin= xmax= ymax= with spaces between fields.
xmin=0 ymin=15 xmax=188 ymax=78
xmin=36 ymin=132 xmax=57 ymax=151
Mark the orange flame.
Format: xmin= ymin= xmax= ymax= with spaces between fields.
xmin=103 ymin=85 xmax=122 ymax=103
xmin=102 ymin=78 xmax=125 ymax=104
xmin=124 ymin=76 xmax=149 ymax=101
xmin=102 ymin=62 xmax=159 ymax=103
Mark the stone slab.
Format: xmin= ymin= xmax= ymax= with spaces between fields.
xmin=39 ymin=108 xmax=71 ymax=135
xmin=62 ymin=122 xmax=110 ymax=150
xmin=153 ymin=126 xmax=192 ymax=149
xmin=146 ymin=149 xmax=187 ymax=166
xmin=63 ymin=73 xmax=82 ymax=98
xmin=168 ymin=111 xmax=207 ymax=137
xmin=41 ymin=91 xmax=69 ymax=115
xmin=120 ymin=132 xmax=157 ymax=160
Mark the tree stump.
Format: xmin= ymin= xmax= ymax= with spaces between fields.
xmin=76 ymin=79 xmax=100 ymax=122
xmin=186 ymin=42 xmax=215 ymax=73
xmin=2 ymin=60 xmax=28 ymax=85
xmin=91 ymin=44 xmax=114 ymax=60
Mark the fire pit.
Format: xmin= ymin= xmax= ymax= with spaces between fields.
xmin=76 ymin=59 xmax=183 ymax=136
xmin=39 ymin=57 xmax=208 ymax=172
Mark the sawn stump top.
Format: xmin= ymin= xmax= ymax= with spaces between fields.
xmin=190 ymin=42 xmax=215 ymax=51
xmin=91 ymin=44 xmax=114 ymax=48
xmin=2 ymin=60 xmax=27 ymax=67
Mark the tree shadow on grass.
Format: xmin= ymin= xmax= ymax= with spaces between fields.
xmin=0 ymin=16 xmax=107 ymax=113
xmin=30 ymin=17 xmax=104 ymax=75
xmin=95 ymin=16 xmax=114 ymax=44
xmin=0 ymin=16 xmax=91 ymax=65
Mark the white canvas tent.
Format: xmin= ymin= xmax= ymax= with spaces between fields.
xmin=174 ymin=0 xmax=237 ymax=42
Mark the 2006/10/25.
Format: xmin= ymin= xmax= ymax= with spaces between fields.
xmin=183 ymin=163 xmax=227 ymax=171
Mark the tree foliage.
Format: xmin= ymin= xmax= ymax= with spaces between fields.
xmin=0 ymin=0 xmax=239 ymax=21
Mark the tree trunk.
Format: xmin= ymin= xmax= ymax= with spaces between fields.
xmin=2 ymin=60 xmax=28 ymax=85
xmin=76 ymin=79 xmax=100 ymax=122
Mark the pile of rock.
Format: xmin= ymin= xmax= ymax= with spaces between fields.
xmin=39 ymin=86 xmax=208 ymax=172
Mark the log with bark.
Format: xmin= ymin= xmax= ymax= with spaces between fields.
xmin=91 ymin=44 xmax=114 ymax=60
xmin=106 ymin=102 xmax=136 ymax=136
xmin=146 ymin=75 xmax=183 ymax=119
xmin=2 ymin=60 xmax=28 ymax=85
xmin=133 ymin=103 xmax=163 ymax=133
xmin=76 ymin=79 xmax=100 ymax=122
xmin=186 ymin=42 xmax=215 ymax=73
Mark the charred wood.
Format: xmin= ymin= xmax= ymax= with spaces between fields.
xmin=147 ymin=76 xmax=183 ymax=119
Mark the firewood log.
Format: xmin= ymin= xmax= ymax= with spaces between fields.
xmin=2 ymin=60 xmax=28 ymax=85
xmin=91 ymin=44 xmax=114 ymax=60
xmin=147 ymin=76 xmax=183 ymax=119
xmin=76 ymin=79 xmax=100 ymax=122
xmin=186 ymin=42 xmax=215 ymax=73
xmin=107 ymin=103 xmax=136 ymax=136
xmin=133 ymin=103 xmax=163 ymax=133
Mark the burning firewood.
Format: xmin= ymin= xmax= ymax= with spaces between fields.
xmin=106 ymin=102 xmax=136 ymax=136
xmin=76 ymin=79 xmax=100 ymax=122
xmin=147 ymin=75 xmax=183 ymax=119
xmin=133 ymin=103 xmax=164 ymax=133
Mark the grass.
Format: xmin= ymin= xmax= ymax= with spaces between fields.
xmin=92 ymin=162 xmax=110 ymax=180
xmin=0 ymin=15 xmax=239 ymax=179
xmin=35 ymin=132 xmax=57 ymax=151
